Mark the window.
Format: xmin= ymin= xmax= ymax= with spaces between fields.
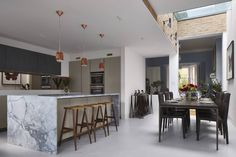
xmin=174 ymin=1 xmax=231 ymax=21
xmin=179 ymin=64 xmax=198 ymax=87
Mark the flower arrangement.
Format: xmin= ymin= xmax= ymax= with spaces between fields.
xmin=179 ymin=84 xmax=198 ymax=101
xmin=179 ymin=84 xmax=198 ymax=92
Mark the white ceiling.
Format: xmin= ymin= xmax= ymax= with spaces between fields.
xmin=149 ymin=0 xmax=231 ymax=14
xmin=0 ymin=0 xmax=174 ymax=57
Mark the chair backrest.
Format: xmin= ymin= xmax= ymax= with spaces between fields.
xmin=169 ymin=92 xmax=174 ymax=100
xmin=214 ymin=92 xmax=224 ymax=106
xmin=222 ymin=92 xmax=231 ymax=122
xmin=158 ymin=93 xmax=164 ymax=105
xmin=158 ymin=93 xmax=168 ymax=115
xmin=214 ymin=92 xmax=224 ymax=119
xmin=164 ymin=92 xmax=170 ymax=100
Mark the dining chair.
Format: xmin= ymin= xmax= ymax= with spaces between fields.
xmin=196 ymin=92 xmax=231 ymax=144
xmin=158 ymin=93 xmax=188 ymax=141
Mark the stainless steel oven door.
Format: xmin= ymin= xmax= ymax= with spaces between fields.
xmin=90 ymin=86 xmax=104 ymax=94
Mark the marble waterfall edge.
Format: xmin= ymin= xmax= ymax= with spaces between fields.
xmin=7 ymin=96 xmax=57 ymax=154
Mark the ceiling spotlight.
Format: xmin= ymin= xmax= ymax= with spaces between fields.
xmin=116 ymin=16 xmax=122 ymax=21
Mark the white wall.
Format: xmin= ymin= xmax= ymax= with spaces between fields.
xmin=222 ymin=32 xmax=228 ymax=91
xmin=226 ymin=0 xmax=236 ymax=125
xmin=0 ymin=37 xmax=70 ymax=77
xmin=169 ymin=48 xmax=179 ymax=98
xmin=120 ymin=47 xmax=146 ymax=119
xmin=215 ymin=38 xmax=222 ymax=82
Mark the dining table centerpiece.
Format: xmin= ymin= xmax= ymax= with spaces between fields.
xmin=179 ymin=84 xmax=198 ymax=101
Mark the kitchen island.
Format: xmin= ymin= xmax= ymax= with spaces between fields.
xmin=7 ymin=93 xmax=120 ymax=154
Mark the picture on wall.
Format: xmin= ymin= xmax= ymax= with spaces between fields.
xmin=227 ymin=40 xmax=234 ymax=80
xmin=1 ymin=72 xmax=21 ymax=85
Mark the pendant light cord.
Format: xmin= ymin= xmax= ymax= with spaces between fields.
xmin=58 ymin=14 xmax=61 ymax=52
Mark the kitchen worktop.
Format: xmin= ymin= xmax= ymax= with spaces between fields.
xmin=40 ymin=93 xmax=120 ymax=99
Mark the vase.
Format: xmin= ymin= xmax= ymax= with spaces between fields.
xmin=186 ymin=91 xmax=198 ymax=101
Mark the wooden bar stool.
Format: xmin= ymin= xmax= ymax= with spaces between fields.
xmin=99 ymin=102 xmax=118 ymax=136
xmin=81 ymin=104 xmax=107 ymax=142
xmin=59 ymin=105 xmax=92 ymax=151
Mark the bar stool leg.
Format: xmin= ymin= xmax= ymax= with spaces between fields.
xmin=72 ymin=109 xmax=78 ymax=151
xmin=59 ymin=109 xmax=67 ymax=146
xmin=104 ymin=104 xmax=110 ymax=136
xmin=95 ymin=106 xmax=107 ymax=137
xmin=111 ymin=104 xmax=118 ymax=131
xmin=79 ymin=109 xmax=85 ymax=139
xmin=100 ymin=106 xmax=107 ymax=137
xmin=84 ymin=109 xmax=92 ymax=144
xmin=91 ymin=107 xmax=97 ymax=142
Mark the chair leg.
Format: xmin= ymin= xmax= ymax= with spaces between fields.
xmin=165 ymin=118 xmax=168 ymax=128
xmin=59 ymin=109 xmax=67 ymax=146
xmin=159 ymin=117 xmax=162 ymax=142
xmin=162 ymin=118 xmax=165 ymax=132
xmin=182 ymin=117 xmax=186 ymax=139
xmin=225 ymin=122 xmax=229 ymax=144
xmin=219 ymin=122 xmax=223 ymax=136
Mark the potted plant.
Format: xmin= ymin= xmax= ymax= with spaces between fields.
xmin=151 ymin=81 xmax=163 ymax=94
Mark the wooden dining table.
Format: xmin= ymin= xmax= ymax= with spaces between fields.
xmin=159 ymin=99 xmax=219 ymax=150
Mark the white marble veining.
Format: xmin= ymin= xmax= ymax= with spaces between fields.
xmin=7 ymin=96 xmax=57 ymax=154
xmin=7 ymin=94 xmax=120 ymax=154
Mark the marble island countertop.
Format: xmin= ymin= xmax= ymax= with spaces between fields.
xmin=39 ymin=93 xmax=120 ymax=99
xmin=7 ymin=93 xmax=120 ymax=154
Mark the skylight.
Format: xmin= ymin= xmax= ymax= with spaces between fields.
xmin=174 ymin=1 xmax=231 ymax=21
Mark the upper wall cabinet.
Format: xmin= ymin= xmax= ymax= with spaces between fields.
xmin=0 ymin=45 xmax=6 ymax=71
xmin=90 ymin=59 xmax=104 ymax=72
xmin=0 ymin=44 xmax=61 ymax=75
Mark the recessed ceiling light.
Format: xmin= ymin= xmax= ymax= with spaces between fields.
xmin=116 ymin=16 xmax=122 ymax=21
xmin=39 ymin=33 xmax=46 ymax=38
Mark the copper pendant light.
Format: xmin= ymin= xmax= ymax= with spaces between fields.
xmin=99 ymin=60 xmax=105 ymax=69
xmin=55 ymin=10 xmax=64 ymax=62
xmin=99 ymin=33 xmax=105 ymax=70
xmin=81 ymin=24 xmax=88 ymax=66
xmin=81 ymin=57 xmax=88 ymax=67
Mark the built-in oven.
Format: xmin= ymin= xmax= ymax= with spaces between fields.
xmin=91 ymin=86 xmax=104 ymax=94
xmin=90 ymin=72 xmax=104 ymax=86
xmin=90 ymin=72 xmax=104 ymax=94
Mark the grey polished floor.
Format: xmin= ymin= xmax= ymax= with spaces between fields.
xmin=0 ymin=114 xmax=236 ymax=157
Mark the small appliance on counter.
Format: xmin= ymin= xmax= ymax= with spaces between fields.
xmin=41 ymin=76 xmax=51 ymax=89
xmin=90 ymin=72 xmax=104 ymax=94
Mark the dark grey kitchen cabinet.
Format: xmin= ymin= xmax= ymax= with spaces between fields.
xmin=0 ymin=44 xmax=61 ymax=75
xmin=6 ymin=47 xmax=38 ymax=73
xmin=0 ymin=45 xmax=7 ymax=71
xmin=37 ymin=53 xmax=61 ymax=75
